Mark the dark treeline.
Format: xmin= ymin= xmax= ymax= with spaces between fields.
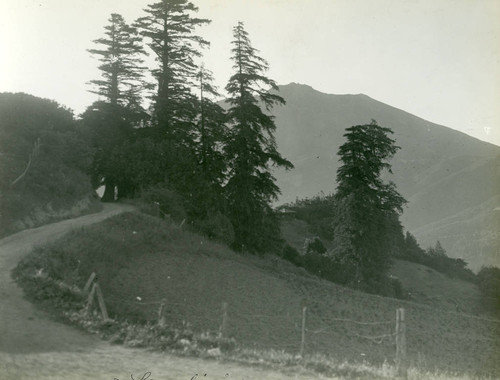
xmin=83 ymin=1 xmax=292 ymax=253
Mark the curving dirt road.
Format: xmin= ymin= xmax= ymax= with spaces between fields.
xmin=0 ymin=204 xmax=322 ymax=380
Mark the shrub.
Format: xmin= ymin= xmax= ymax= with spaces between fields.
xmin=477 ymin=266 xmax=500 ymax=315
xmin=281 ymin=194 xmax=335 ymax=240
xmin=139 ymin=184 xmax=187 ymax=222
xmin=193 ymin=212 xmax=235 ymax=245
xmin=304 ymin=237 xmax=327 ymax=254
xmin=281 ymin=244 xmax=301 ymax=264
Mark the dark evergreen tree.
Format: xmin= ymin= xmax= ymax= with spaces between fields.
xmin=403 ymin=231 xmax=426 ymax=261
xmin=86 ymin=13 xmax=149 ymax=201
xmin=224 ymin=22 xmax=293 ymax=252
xmin=88 ymin=13 xmax=148 ymax=109
xmin=427 ymin=240 xmax=447 ymax=257
xmin=332 ymin=120 xmax=406 ymax=291
xmin=189 ymin=65 xmax=228 ymax=218
xmin=135 ymin=0 xmax=210 ymax=140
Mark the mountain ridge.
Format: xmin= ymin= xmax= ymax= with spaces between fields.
xmin=271 ymin=83 xmax=500 ymax=270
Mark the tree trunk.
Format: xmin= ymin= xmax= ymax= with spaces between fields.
xmin=101 ymin=180 xmax=115 ymax=202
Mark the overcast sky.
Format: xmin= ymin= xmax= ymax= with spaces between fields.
xmin=1 ymin=0 xmax=499 ymax=146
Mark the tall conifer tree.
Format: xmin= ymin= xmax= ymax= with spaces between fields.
xmin=224 ymin=22 xmax=293 ymax=252
xmin=189 ymin=65 xmax=227 ymax=218
xmin=88 ymin=13 xmax=148 ymax=109
xmin=332 ymin=120 xmax=406 ymax=290
xmin=86 ymin=13 xmax=149 ymax=201
xmin=135 ymin=0 xmax=210 ymax=141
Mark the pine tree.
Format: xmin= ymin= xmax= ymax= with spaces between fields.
xmin=427 ymin=240 xmax=447 ymax=257
xmin=332 ymin=120 xmax=406 ymax=291
xmin=86 ymin=13 xmax=149 ymax=201
xmin=88 ymin=13 xmax=148 ymax=109
xmin=189 ymin=65 xmax=227 ymax=218
xmin=224 ymin=22 xmax=293 ymax=252
xmin=135 ymin=0 xmax=210 ymax=139
xmin=195 ymin=66 xmax=226 ymax=181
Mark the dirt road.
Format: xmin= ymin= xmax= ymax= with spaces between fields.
xmin=0 ymin=204 xmax=323 ymax=379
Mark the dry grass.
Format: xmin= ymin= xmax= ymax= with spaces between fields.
xmin=15 ymin=211 xmax=500 ymax=378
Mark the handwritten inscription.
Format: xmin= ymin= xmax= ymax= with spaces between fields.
xmin=114 ymin=371 xmax=153 ymax=380
xmin=115 ymin=372 xmax=241 ymax=380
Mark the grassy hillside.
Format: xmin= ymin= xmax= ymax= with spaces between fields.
xmin=14 ymin=211 xmax=500 ymax=378
xmin=412 ymin=196 xmax=500 ymax=271
xmin=271 ymin=83 xmax=500 ymax=269
xmin=0 ymin=93 xmax=99 ymax=236
xmin=281 ymin=217 xmax=486 ymax=316
xmin=390 ymin=260 xmax=483 ymax=314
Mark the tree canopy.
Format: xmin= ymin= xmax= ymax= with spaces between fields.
xmin=135 ymin=0 xmax=210 ymax=138
xmin=224 ymin=22 xmax=293 ymax=251
xmin=332 ymin=120 xmax=406 ymax=291
xmin=88 ymin=13 xmax=148 ymax=109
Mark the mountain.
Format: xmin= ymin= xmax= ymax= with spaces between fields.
xmin=272 ymin=83 xmax=500 ymax=271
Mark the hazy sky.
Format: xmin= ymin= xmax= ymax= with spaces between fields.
xmin=1 ymin=0 xmax=499 ymax=146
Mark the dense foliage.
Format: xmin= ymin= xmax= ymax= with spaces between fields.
xmin=396 ymin=234 xmax=476 ymax=282
xmin=81 ymin=2 xmax=291 ymax=254
xmin=87 ymin=13 xmax=148 ymax=108
xmin=281 ymin=193 xmax=478 ymax=289
xmin=279 ymin=194 xmax=336 ymax=240
xmin=135 ymin=0 xmax=210 ymax=137
xmin=331 ymin=121 xmax=406 ymax=292
xmin=224 ymin=22 xmax=293 ymax=251
xmin=477 ymin=266 xmax=500 ymax=314
xmin=0 ymin=93 xmax=95 ymax=235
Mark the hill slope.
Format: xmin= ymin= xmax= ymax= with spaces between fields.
xmin=272 ymin=83 xmax=500 ymax=270
xmin=14 ymin=211 xmax=500 ymax=377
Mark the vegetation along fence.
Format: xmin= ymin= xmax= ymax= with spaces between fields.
xmin=84 ymin=271 xmax=409 ymax=377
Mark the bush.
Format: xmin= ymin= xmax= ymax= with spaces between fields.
xmin=281 ymin=244 xmax=301 ymax=264
xmin=477 ymin=266 xmax=500 ymax=314
xmin=300 ymin=252 xmax=344 ymax=284
xmin=193 ymin=212 xmax=235 ymax=246
xmin=139 ymin=184 xmax=187 ymax=222
xmin=390 ymin=277 xmax=405 ymax=299
xmin=304 ymin=237 xmax=327 ymax=254
xmin=281 ymin=194 xmax=335 ymax=240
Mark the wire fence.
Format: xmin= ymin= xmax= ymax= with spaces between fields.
xmin=80 ymin=265 xmax=500 ymax=378
xmin=83 ymin=269 xmax=408 ymax=375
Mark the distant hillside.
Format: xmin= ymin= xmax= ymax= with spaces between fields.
xmin=272 ymin=83 xmax=500 ymax=270
xmin=0 ymin=93 xmax=99 ymax=236
xmin=280 ymin=217 xmax=484 ymax=315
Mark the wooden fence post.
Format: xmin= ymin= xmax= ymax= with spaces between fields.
xmin=158 ymin=299 xmax=166 ymax=327
xmin=83 ymin=272 xmax=96 ymax=294
xmin=94 ymin=282 xmax=109 ymax=321
xmin=220 ymin=302 xmax=228 ymax=338
xmin=300 ymin=306 xmax=307 ymax=357
xmin=85 ymin=282 xmax=97 ymax=314
xmin=396 ymin=308 xmax=407 ymax=378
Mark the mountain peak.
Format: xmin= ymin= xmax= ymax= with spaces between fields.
xmin=271 ymin=84 xmax=500 ymax=270
xmin=279 ymin=82 xmax=367 ymax=99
